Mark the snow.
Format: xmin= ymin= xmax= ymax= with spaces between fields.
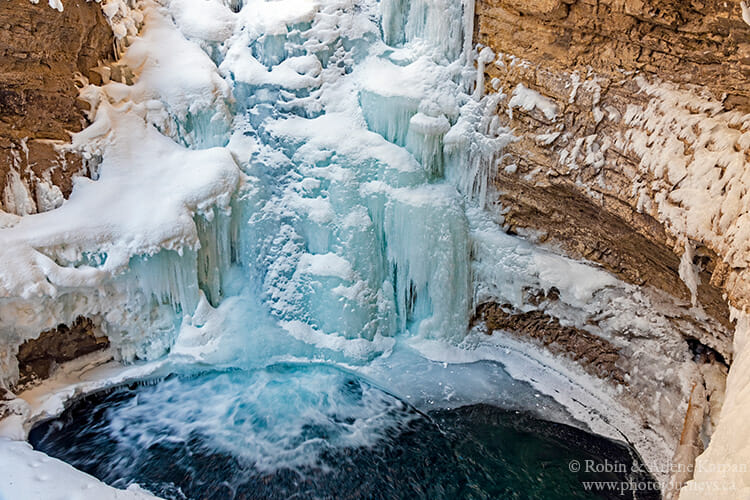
xmin=0 ymin=440 xmax=159 ymax=500
xmin=267 ymin=112 xmax=423 ymax=173
xmin=472 ymin=46 xmax=494 ymax=99
xmin=297 ymin=252 xmax=354 ymax=280
xmin=678 ymin=239 xmax=700 ymax=307
xmin=108 ymin=4 xmax=233 ymax=146
xmin=169 ymin=0 xmax=236 ymax=42
xmin=235 ymin=0 xmax=318 ymax=37
xmin=222 ymin=45 xmax=322 ymax=89
xmin=409 ymin=112 xmax=451 ymax=136
xmin=623 ymin=78 xmax=750 ymax=276
xmin=681 ymin=310 xmax=750 ymax=499
xmin=98 ymin=0 xmax=144 ymax=44
xmin=358 ymin=56 xmax=436 ymax=100
xmin=33 ymin=179 xmax=65 ymax=213
xmin=508 ymin=83 xmax=558 ymax=121
xmin=742 ymin=1 xmax=750 ymax=27
xmin=2 ymin=170 xmax=36 ymax=216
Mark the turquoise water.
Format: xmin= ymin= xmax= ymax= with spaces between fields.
xmin=29 ymin=367 xmax=658 ymax=499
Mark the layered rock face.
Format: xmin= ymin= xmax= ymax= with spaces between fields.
xmin=15 ymin=317 xmax=108 ymax=389
xmin=475 ymin=0 xmax=750 ymax=339
xmin=0 ymin=0 xmax=114 ymax=215
xmin=475 ymin=0 xmax=750 ymax=495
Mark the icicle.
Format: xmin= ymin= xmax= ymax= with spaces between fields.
xmin=405 ymin=112 xmax=450 ymax=178
xmin=380 ymin=0 xmax=406 ymax=46
xmin=472 ymin=47 xmax=494 ymax=100
xmin=128 ymin=250 xmax=201 ymax=316
xmin=380 ymin=0 xmax=465 ymax=60
xmin=444 ymin=94 xmax=514 ymax=208
xmin=461 ymin=0 xmax=475 ymax=65
xmin=195 ymin=208 xmax=234 ymax=306
xmin=359 ymin=90 xmax=419 ymax=147
xmin=363 ymin=182 xmax=471 ymax=339
xmin=678 ymin=239 xmax=700 ymax=307
xmin=2 ymin=170 xmax=36 ymax=216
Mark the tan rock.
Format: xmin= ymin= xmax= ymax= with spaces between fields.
xmin=0 ymin=0 xmax=114 ymax=215
xmin=475 ymin=0 xmax=748 ymax=345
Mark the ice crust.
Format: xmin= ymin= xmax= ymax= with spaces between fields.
xmin=0 ymin=438 xmax=159 ymax=499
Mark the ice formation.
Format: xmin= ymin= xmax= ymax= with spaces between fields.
xmin=1 ymin=0 xmax=505 ymax=386
xmin=5 ymin=0 xmax=747 ymax=496
xmin=0 ymin=438 xmax=159 ymax=499
xmin=507 ymin=83 xmax=558 ymax=121
xmin=742 ymin=1 xmax=750 ymax=27
xmin=613 ymin=80 xmax=750 ymax=497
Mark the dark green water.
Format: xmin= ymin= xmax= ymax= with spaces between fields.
xmin=29 ymin=367 xmax=659 ymax=500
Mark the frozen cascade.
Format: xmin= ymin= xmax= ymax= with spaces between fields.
xmin=0 ymin=0 xmax=500 ymax=385
xmin=380 ymin=0 xmax=465 ymax=61
xmin=0 ymin=0 xmax=712 ymax=490
xmin=0 ymin=0 xmax=652 ymax=462
xmin=0 ymin=0 xmax=683 ymax=449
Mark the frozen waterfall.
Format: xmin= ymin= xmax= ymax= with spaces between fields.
xmin=0 ymin=2 xmax=701 ymax=496
xmin=0 ymin=0 xmax=512 ymax=383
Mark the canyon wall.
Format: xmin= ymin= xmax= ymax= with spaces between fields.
xmin=475 ymin=0 xmax=750 ymax=345
xmin=0 ymin=0 xmax=114 ymax=216
xmin=475 ymin=0 xmax=750 ymax=497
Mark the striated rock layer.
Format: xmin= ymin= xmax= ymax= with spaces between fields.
xmin=0 ymin=0 xmax=114 ymax=215
xmin=475 ymin=0 xmax=750 ymax=334
xmin=475 ymin=0 xmax=750 ymax=497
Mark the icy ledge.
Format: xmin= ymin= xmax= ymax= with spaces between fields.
xmin=0 ymin=1 xmax=240 ymax=385
xmin=0 ymin=352 xmax=168 ymax=499
xmin=0 ymin=440 xmax=159 ymax=500
xmin=681 ymin=310 xmax=750 ymax=499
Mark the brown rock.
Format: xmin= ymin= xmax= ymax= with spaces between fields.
xmin=15 ymin=316 xmax=109 ymax=389
xmin=475 ymin=302 xmax=627 ymax=384
xmin=0 ymin=0 xmax=114 ymax=214
xmin=475 ymin=0 xmax=740 ymax=354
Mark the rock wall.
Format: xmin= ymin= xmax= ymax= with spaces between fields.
xmin=474 ymin=0 xmax=750 ymax=496
xmin=474 ymin=0 xmax=750 ymax=340
xmin=0 ymin=0 xmax=114 ymax=215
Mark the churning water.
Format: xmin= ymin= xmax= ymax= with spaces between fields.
xmin=30 ymin=366 xmax=657 ymax=499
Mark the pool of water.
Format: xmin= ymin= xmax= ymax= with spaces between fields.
xmin=29 ymin=365 xmax=658 ymax=499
